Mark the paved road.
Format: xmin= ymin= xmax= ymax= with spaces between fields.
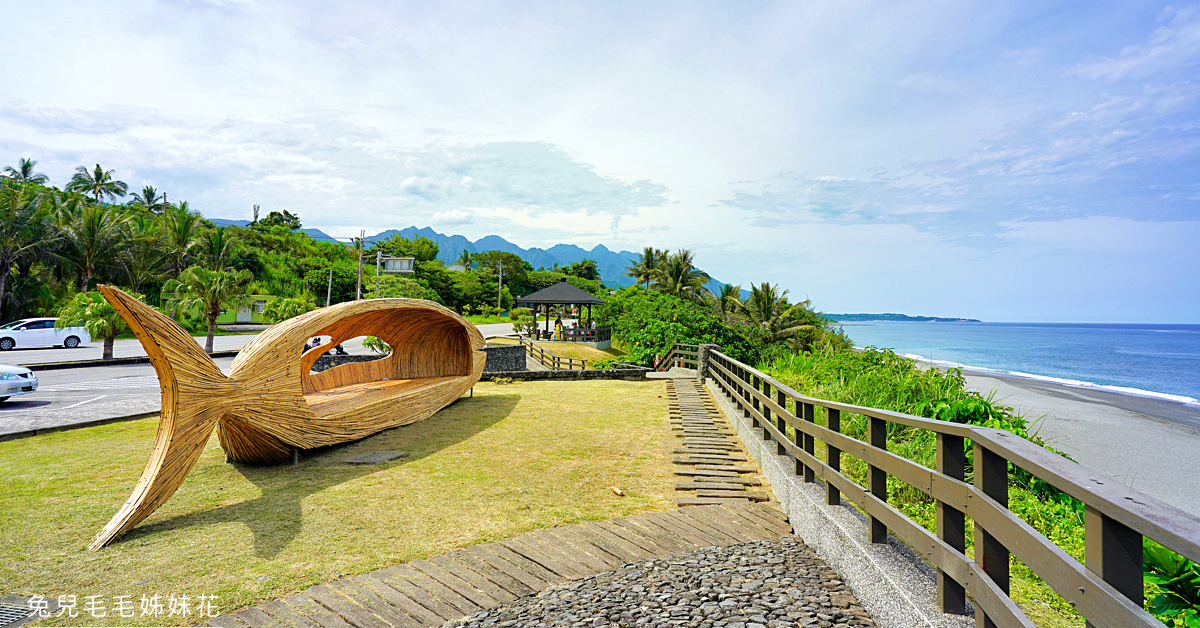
xmin=7 ymin=334 xmax=259 ymax=365
xmin=0 ymin=359 xmax=235 ymax=437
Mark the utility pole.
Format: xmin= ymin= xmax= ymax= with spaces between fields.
xmin=376 ymin=250 xmax=382 ymax=276
xmin=496 ymin=263 xmax=504 ymax=320
xmin=355 ymin=229 xmax=364 ymax=300
xmin=325 ymin=267 xmax=333 ymax=307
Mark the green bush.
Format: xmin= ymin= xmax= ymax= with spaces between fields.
xmin=364 ymin=274 xmax=441 ymax=302
xmin=262 ymin=296 xmax=317 ymax=324
xmin=1144 ymin=538 xmax=1200 ymax=627
xmin=596 ymin=287 xmax=765 ymax=367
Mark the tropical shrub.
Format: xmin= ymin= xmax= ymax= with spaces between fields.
xmin=262 ymin=296 xmax=317 ymax=324
xmin=1144 ymin=539 xmax=1200 ymax=627
xmin=56 ymin=290 xmax=143 ymax=360
xmin=364 ymin=274 xmax=440 ymax=302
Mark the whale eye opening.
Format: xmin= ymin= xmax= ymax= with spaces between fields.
xmin=305 ymin=335 xmax=391 ymax=376
xmin=299 ymin=306 xmax=479 ymax=402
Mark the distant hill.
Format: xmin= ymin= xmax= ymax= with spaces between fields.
xmin=364 ymin=226 xmax=736 ymax=293
xmin=824 ymin=313 xmax=982 ymax=323
xmin=207 ymin=218 xmax=335 ymax=244
xmin=204 ymin=218 xmax=736 ymax=293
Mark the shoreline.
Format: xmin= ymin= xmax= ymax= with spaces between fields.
xmin=962 ymin=367 xmax=1200 ymax=518
xmin=960 ymin=366 xmax=1200 ymax=432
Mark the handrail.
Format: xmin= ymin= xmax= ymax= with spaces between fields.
xmin=686 ymin=343 xmax=1200 ymax=627
xmin=653 ymin=344 xmax=701 ymax=371
xmin=516 ymin=335 xmax=587 ymax=371
xmin=531 ymin=325 xmax=612 ymax=343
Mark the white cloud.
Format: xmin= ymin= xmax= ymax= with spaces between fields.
xmin=1 ymin=1 xmax=1197 ymax=321
xmin=1076 ymin=4 xmax=1200 ymax=80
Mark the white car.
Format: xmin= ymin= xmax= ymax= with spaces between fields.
xmin=0 ymin=364 xmax=37 ymax=402
xmin=0 ymin=318 xmax=91 ymax=350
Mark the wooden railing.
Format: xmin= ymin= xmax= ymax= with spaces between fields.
xmin=531 ymin=325 xmax=611 ymax=343
xmin=689 ymin=344 xmax=1200 ymax=628
xmin=517 ymin=335 xmax=587 ymax=370
xmin=653 ymin=344 xmax=700 ymax=371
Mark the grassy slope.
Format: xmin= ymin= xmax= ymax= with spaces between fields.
xmin=1 ymin=380 xmax=675 ymax=626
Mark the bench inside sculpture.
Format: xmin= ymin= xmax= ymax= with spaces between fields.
xmin=90 ymin=286 xmax=486 ymax=550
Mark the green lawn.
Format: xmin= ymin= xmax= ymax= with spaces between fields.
xmin=461 ymin=313 xmax=513 ymax=325
xmin=1 ymin=379 xmax=676 ymax=626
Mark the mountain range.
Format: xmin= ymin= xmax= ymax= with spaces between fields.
xmin=209 ymin=220 xmax=732 ymax=292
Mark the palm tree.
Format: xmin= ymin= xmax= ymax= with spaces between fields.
xmin=197 ymin=225 xmax=238 ymax=271
xmin=710 ymin=283 xmax=743 ymax=322
xmin=624 ymin=246 xmax=667 ymax=289
xmin=163 ymin=266 xmax=254 ymax=352
xmin=454 ymin=249 xmax=474 ymax=269
xmin=738 ymin=282 xmax=815 ymax=342
xmin=130 ymin=185 xmax=166 ymax=214
xmin=652 ymin=249 xmax=711 ymax=301
xmin=2 ymin=158 xmax=50 ymax=185
xmin=56 ymin=291 xmax=138 ymax=359
xmin=0 ymin=186 xmax=52 ymax=314
xmin=62 ymin=203 xmax=127 ymax=290
xmin=66 ymin=164 xmax=128 ymax=203
xmin=118 ymin=214 xmax=167 ymax=293
xmin=163 ymin=201 xmax=202 ymax=277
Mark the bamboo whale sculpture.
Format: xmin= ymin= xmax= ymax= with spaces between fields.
xmin=89 ymin=285 xmax=486 ymax=550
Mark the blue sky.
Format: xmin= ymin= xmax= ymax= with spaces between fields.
xmin=2 ymin=1 xmax=1197 ymax=322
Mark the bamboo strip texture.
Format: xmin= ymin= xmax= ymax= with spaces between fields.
xmin=89 ymin=285 xmax=486 ymax=550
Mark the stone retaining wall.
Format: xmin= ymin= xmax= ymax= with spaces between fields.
xmin=310 ymin=345 xmax=528 ymax=373
xmin=480 ymin=368 xmax=646 ymax=381
xmin=482 ymin=345 xmax=526 ymax=372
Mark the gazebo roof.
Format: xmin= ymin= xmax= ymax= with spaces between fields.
xmin=515 ymin=278 xmax=606 ymax=305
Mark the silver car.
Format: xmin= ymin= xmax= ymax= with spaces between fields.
xmin=0 ymin=364 xmax=38 ymax=402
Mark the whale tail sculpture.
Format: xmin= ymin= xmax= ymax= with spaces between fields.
xmin=89 ymin=286 xmax=485 ymax=550
xmin=90 ymin=286 xmax=241 ymax=550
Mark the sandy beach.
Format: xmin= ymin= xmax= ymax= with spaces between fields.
xmin=964 ymin=369 xmax=1200 ymax=519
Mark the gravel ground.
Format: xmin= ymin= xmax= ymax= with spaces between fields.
xmin=444 ymin=537 xmax=875 ymax=628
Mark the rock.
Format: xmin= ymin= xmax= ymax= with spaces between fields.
xmin=444 ymin=537 xmax=874 ymax=628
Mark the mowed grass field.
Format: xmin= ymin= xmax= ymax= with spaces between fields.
xmin=1 ymin=379 xmax=675 ymax=626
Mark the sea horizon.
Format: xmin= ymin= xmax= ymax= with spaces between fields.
xmin=836 ymin=320 xmax=1200 ymax=407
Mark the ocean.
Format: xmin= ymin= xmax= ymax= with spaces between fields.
xmin=836 ymin=321 xmax=1200 ymax=406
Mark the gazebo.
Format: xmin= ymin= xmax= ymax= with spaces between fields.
xmin=514 ymin=278 xmax=610 ymax=347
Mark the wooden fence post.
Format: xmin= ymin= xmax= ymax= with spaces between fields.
xmin=937 ymin=433 xmax=967 ymax=615
xmin=868 ymin=417 xmax=888 ymax=543
xmin=751 ymin=374 xmax=761 ymax=429
xmin=803 ymin=402 xmax=816 ymax=483
xmin=974 ymin=442 xmax=1010 ymax=628
xmin=792 ymin=405 xmax=805 ymax=478
xmin=776 ymin=389 xmax=789 ymax=456
xmin=761 ymin=377 xmax=772 ymax=441
xmin=827 ymin=409 xmax=841 ymax=506
xmin=1084 ymin=506 xmax=1143 ymax=628
xmin=740 ymin=368 xmax=752 ymax=421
